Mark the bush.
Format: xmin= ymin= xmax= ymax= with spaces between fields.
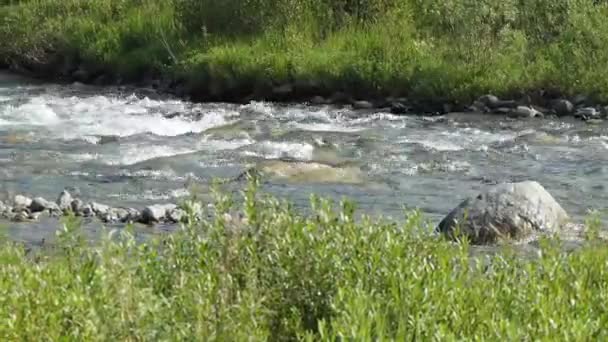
xmin=1 ymin=180 xmax=608 ymax=340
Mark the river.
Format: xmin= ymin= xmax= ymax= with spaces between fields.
xmin=1 ymin=72 xmax=607 ymax=244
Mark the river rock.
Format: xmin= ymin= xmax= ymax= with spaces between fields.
xmin=90 ymin=202 xmax=110 ymax=216
xmin=437 ymin=181 xmax=571 ymax=244
xmin=167 ymin=208 xmax=186 ymax=223
xmin=575 ymin=107 xmax=600 ymax=120
xmin=390 ymin=102 xmax=411 ymax=115
xmin=550 ymin=99 xmax=574 ymax=116
xmin=11 ymin=210 xmax=29 ymax=222
xmin=124 ymin=208 xmax=141 ymax=223
xmin=30 ymin=197 xmax=59 ymax=213
xmin=100 ymin=208 xmax=130 ymax=223
xmin=14 ymin=195 xmax=32 ymax=210
xmin=80 ymin=203 xmax=94 ymax=217
xmin=478 ymin=94 xmax=499 ymax=108
xmin=57 ymin=190 xmax=73 ymax=212
xmin=352 ymin=100 xmax=374 ymax=110
xmin=141 ymin=204 xmax=177 ymax=224
xmin=310 ymin=96 xmax=327 ymax=105
xmin=510 ymin=106 xmax=543 ymax=118
xmin=71 ymin=199 xmax=84 ymax=214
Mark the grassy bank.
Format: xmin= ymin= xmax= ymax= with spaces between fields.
xmin=1 ymin=180 xmax=608 ymax=340
xmin=1 ymin=0 xmax=608 ymax=104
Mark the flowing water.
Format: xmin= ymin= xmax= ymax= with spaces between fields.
xmin=1 ymin=72 xmax=607 ymax=244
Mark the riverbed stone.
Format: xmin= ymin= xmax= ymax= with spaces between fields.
xmin=12 ymin=210 xmax=29 ymax=222
xmin=57 ymin=190 xmax=73 ymax=212
xmin=100 ymin=208 xmax=129 ymax=223
xmin=310 ymin=96 xmax=327 ymax=105
xmin=575 ymin=107 xmax=600 ymax=120
xmin=167 ymin=208 xmax=186 ymax=223
xmin=71 ymin=199 xmax=84 ymax=214
xmin=124 ymin=208 xmax=141 ymax=223
xmin=478 ymin=94 xmax=500 ymax=108
xmin=437 ymin=181 xmax=571 ymax=244
xmin=352 ymin=100 xmax=374 ymax=110
xmin=14 ymin=195 xmax=32 ymax=210
xmin=510 ymin=106 xmax=543 ymax=118
xmin=29 ymin=197 xmax=58 ymax=213
xmin=550 ymin=99 xmax=574 ymax=116
xmin=80 ymin=204 xmax=94 ymax=217
xmin=90 ymin=202 xmax=110 ymax=216
xmin=141 ymin=204 xmax=177 ymax=224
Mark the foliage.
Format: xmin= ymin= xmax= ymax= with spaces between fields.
xmin=2 ymin=0 xmax=608 ymax=101
xmin=1 ymin=180 xmax=608 ymax=340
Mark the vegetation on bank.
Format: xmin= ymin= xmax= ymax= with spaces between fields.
xmin=1 ymin=179 xmax=608 ymax=340
xmin=1 ymin=0 xmax=608 ymax=103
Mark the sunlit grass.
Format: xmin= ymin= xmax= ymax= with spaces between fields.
xmin=2 ymin=0 xmax=608 ymax=102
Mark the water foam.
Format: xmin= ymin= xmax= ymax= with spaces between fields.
xmin=0 ymin=93 xmax=233 ymax=140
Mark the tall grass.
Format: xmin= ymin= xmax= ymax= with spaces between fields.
xmin=1 ymin=179 xmax=608 ymax=340
xmin=1 ymin=0 xmax=608 ymax=100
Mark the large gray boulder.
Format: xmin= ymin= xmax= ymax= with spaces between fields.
xmin=141 ymin=204 xmax=177 ymax=224
xmin=437 ymin=181 xmax=570 ymax=244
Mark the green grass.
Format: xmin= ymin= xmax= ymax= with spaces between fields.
xmin=1 ymin=179 xmax=608 ymax=340
xmin=2 ymin=0 xmax=608 ymax=102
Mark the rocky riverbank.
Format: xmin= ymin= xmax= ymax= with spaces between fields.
xmin=0 ymin=190 xmax=198 ymax=225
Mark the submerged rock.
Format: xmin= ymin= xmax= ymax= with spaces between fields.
xmin=254 ymin=160 xmax=364 ymax=184
xmin=437 ymin=181 xmax=571 ymax=244
xmin=141 ymin=204 xmax=177 ymax=224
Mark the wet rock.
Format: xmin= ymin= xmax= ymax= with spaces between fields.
xmin=575 ymin=107 xmax=600 ymax=120
xmin=12 ymin=210 xmax=29 ymax=222
xmin=550 ymin=99 xmax=574 ymax=116
xmin=141 ymin=204 xmax=177 ymax=224
xmin=257 ymin=160 xmax=364 ymax=184
xmin=390 ymin=102 xmax=411 ymax=115
xmin=478 ymin=94 xmax=500 ymax=108
xmin=352 ymin=100 xmax=374 ymax=110
xmin=167 ymin=208 xmax=186 ymax=223
xmin=100 ymin=208 xmax=130 ymax=223
xmin=124 ymin=208 xmax=141 ymax=223
xmin=469 ymin=100 xmax=489 ymax=113
xmin=90 ymin=202 xmax=110 ymax=216
xmin=437 ymin=181 xmax=571 ymax=245
xmin=510 ymin=106 xmax=543 ymax=118
xmin=14 ymin=195 xmax=32 ymax=210
xmin=493 ymin=107 xmax=511 ymax=115
xmin=57 ymin=191 xmax=73 ymax=212
xmin=310 ymin=96 xmax=327 ymax=105
xmin=71 ymin=199 xmax=84 ymax=214
xmin=30 ymin=197 xmax=59 ymax=213
xmin=81 ymin=204 xmax=94 ymax=217
xmin=28 ymin=211 xmax=44 ymax=221
xmin=601 ymin=106 xmax=608 ymax=118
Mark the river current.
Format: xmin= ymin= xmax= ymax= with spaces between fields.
xmin=1 ymin=72 xmax=607 ymax=243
